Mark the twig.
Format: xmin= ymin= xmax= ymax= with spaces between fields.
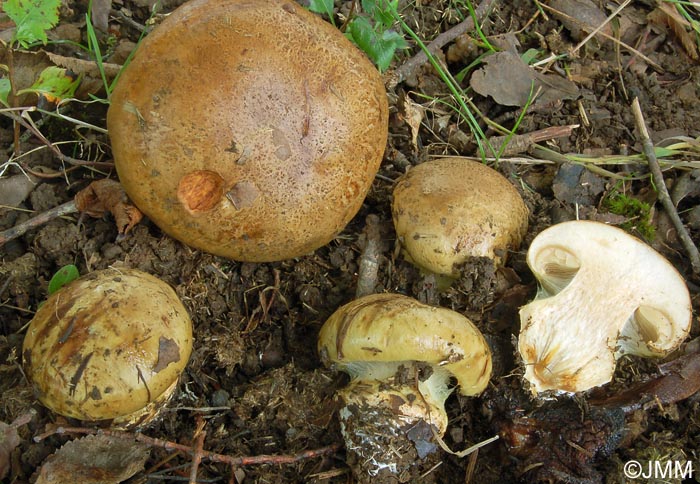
xmin=355 ymin=214 xmax=382 ymax=298
xmin=189 ymin=416 xmax=207 ymax=484
xmin=34 ymin=425 xmax=342 ymax=468
xmin=489 ymin=124 xmax=579 ymax=156
xmin=631 ymin=97 xmax=700 ymax=274
xmin=0 ymin=200 xmax=77 ymax=246
xmin=391 ymin=0 xmax=499 ymax=87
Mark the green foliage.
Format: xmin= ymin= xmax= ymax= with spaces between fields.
xmin=17 ymin=66 xmax=81 ymax=103
xmin=308 ymin=0 xmax=334 ymax=23
xmin=603 ymin=189 xmax=656 ymax=241
xmin=48 ymin=264 xmax=79 ymax=295
xmin=344 ymin=0 xmax=408 ymax=72
xmin=0 ymin=77 xmax=10 ymax=105
xmin=2 ymin=0 xmax=61 ymax=48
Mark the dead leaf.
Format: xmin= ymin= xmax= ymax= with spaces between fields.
xmin=0 ymin=411 xmax=35 ymax=481
xmin=399 ymin=95 xmax=424 ymax=151
xmin=74 ymin=179 xmax=143 ymax=235
xmin=549 ymin=0 xmax=612 ymax=42
xmin=648 ymin=3 xmax=699 ymax=60
xmin=91 ymin=0 xmax=112 ymax=33
xmin=0 ymin=173 xmax=37 ymax=208
xmin=0 ymin=423 xmax=20 ymax=481
xmin=35 ymin=434 xmax=150 ymax=484
xmin=470 ymin=51 xmax=579 ymax=108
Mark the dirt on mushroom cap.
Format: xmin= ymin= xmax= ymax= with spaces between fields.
xmin=107 ymin=0 xmax=388 ymax=262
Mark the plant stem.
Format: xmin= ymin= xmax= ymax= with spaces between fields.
xmin=631 ymin=97 xmax=700 ymax=274
xmin=391 ymin=0 xmax=499 ymax=87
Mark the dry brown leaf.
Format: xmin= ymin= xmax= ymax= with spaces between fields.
xmin=0 ymin=411 xmax=35 ymax=481
xmin=35 ymin=434 xmax=150 ymax=484
xmin=74 ymin=179 xmax=143 ymax=235
xmin=0 ymin=422 xmax=20 ymax=481
xmin=648 ymin=3 xmax=699 ymax=60
xmin=549 ymin=0 xmax=612 ymax=42
xmin=470 ymin=51 xmax=579 ymax=108
xmin=400 ymin=95 xmax=425 ymax=151
xmin=0 ymin=173 xmax=37 ymax=208
xmin=91 ymin=0 xmax=112 ymax=33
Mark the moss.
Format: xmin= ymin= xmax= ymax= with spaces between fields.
xmin=603 ymin=190 xmax=656 ymax=241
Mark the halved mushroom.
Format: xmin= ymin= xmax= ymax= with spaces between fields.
xmin=23 ymin=268 xmax=193 ymax=428
xmin=518 ymin=220 xmax=692 ymax=394
xmin=391 ymin=158 xmax=528 ymax=278
xmin=318 ymin=293 xmax=492 ymax=479
xmin=107 ymin=0 xmax=388 ymax=262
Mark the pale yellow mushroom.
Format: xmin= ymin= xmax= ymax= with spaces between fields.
xmin=318 ymin=293 xmax=491 ymax=478
xmin=392 ymin=158 xmax=528 ymax=278
xmin=23 ymin=268 xmax=193 ymax=428
xmin=518 ymin=220 xmax=692 ymax=394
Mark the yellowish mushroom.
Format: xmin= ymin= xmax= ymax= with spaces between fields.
xmin=392 ymin=158 xmax=528 ymax=278
xmin=318 ymin=293 xmax=492 ymax=478
xmin=23 ymin=268 xmax=193 ymax=428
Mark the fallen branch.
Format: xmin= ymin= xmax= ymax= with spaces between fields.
xmin=391 ymin=0 xmax=499 ymax=87
xmin=631 ymin=97 xmax=700 ymax=274
xmin=0 ymin=199 xmax=77 ymax=246
xmin=489 ymin=124 xmax=579 ymax=157
xmin=34 ymin=425 xmax=342 ymax=468
xmin=0 ymin=179 xmax=142 ymax=246
xmin=189 ymin=416 xmax=207 ymax=484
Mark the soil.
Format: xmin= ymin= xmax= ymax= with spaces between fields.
xmin=1 ymin=0 xmax=700 ymax=483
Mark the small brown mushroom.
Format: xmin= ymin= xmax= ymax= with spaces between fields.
xmin=22 ymin=268 xmax=193 ymax=428
xmin=107 ymin=0 xmax=388 ymax=262
xmin=391 ymin=158 xmax=528 ymax=278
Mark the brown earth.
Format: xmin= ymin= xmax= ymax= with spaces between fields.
xmin=1 ymin=1 xmax=700 ymax=483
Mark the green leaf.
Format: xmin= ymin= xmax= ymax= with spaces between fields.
xmin=3 ymin=0 xmax=61 ymax=48
xmin=361 ymin=0 xmax=396 ymax=29
xmin=48 ymin=264 xmax=79 ymax=294
xmin=347 ymin=16 xmax=406 ymax=72
xmin=307 ymin=0 xmax=334 ymax=16
xmin=17 ymin=66 xmax=81 ymax=104
xmin=0 ymin=78 xmax=10 ymax=106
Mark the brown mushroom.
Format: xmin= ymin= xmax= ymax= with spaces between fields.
xmin=392 ymin=158 xmax=528 ymax=278
xmin=22 ymin=268 xmax=193 ymax=428
xmin=107 ymin=0 xmax=388 ymax=262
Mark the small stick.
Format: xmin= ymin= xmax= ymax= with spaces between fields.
xmin=0 ymin=200 xmax=77 ymax=246
xmin=488 ymin=124 xmax=579 ymax=156
xmin=355 ymin=214 xmax=382 ymax=298
xmin=391 ymin=0 xmax=499 ymax=87
xmin=35 ymin=426 xmax=342 ymax=468
xmin=631 ymin=97 xmax=700 ymax=274
xmin=189 ymin=416 xmax=207 ymax=484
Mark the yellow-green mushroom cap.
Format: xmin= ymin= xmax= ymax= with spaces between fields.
xmin=23 ymin=268 xmax=193 ymax=428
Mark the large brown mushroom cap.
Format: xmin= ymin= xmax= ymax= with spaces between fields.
xmin=22 ymin=268 xmax=193 ymax=427
xmin=392 ymin=158 xmax=528 ymax=276
xmin=107 ymin=0 xmax=388 ymax=262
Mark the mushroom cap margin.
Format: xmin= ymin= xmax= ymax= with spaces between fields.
xmin=317 ymin=293 xmax=492 ymax=396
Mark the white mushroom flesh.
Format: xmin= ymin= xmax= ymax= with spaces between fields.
xmin=518 ymin=220 xmax=692 ymax=394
